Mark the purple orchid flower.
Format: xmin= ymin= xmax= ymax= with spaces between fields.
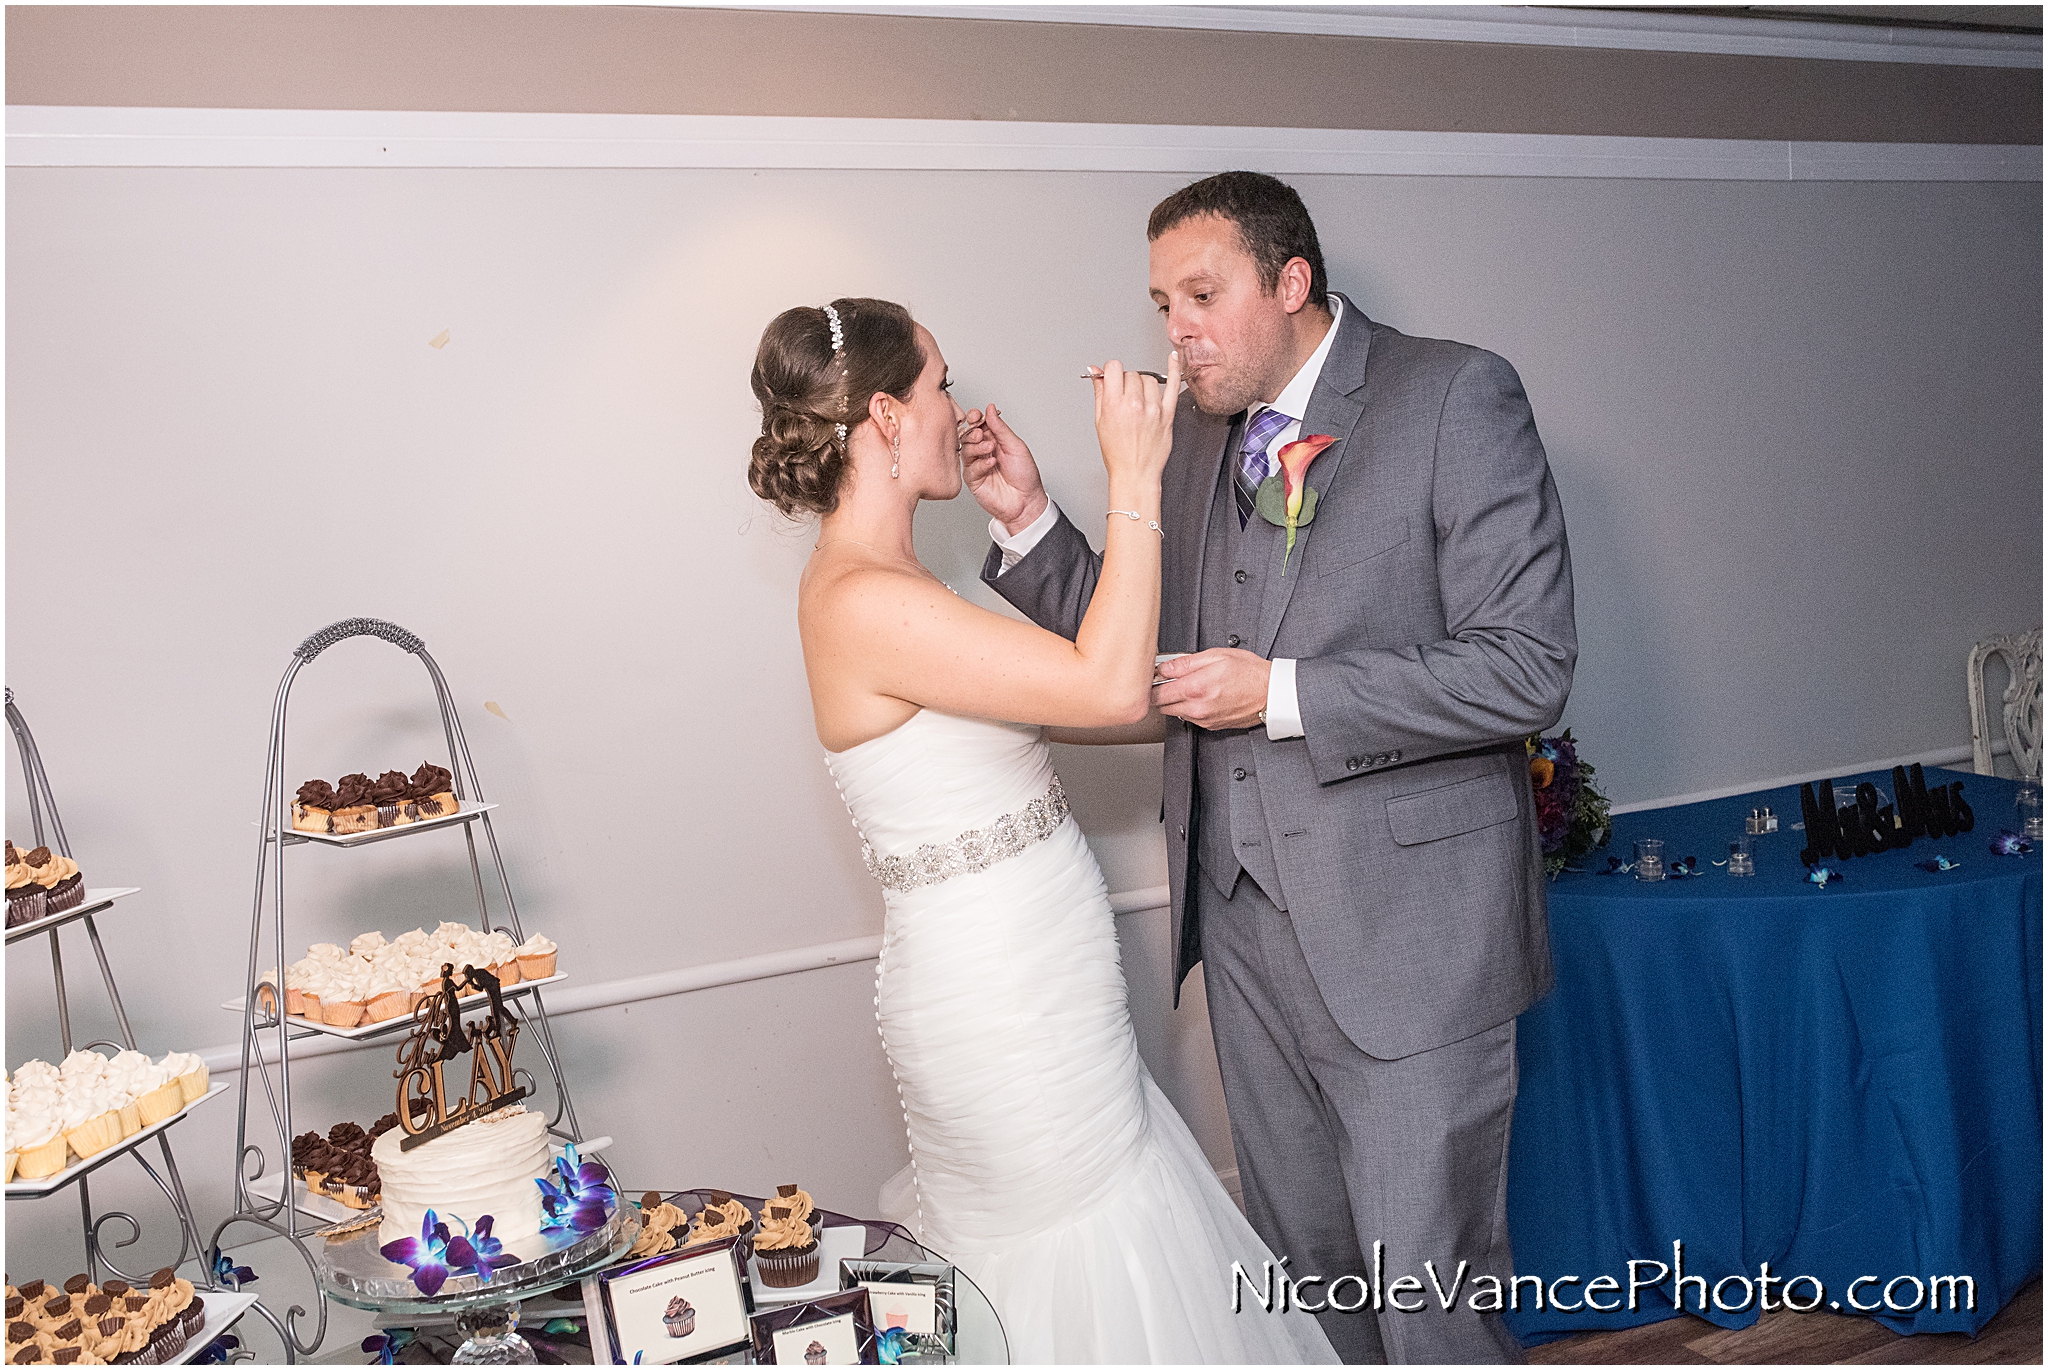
xmin=380 ymin=1208 xmax=458 ymax=1296
xmin=536 ymin=1143 xmax=616 ymax=1233
xmin=464 ymin=1214 xmax=521 ymax=1281
xmin=1916 ymin=855 xmax=1963 ymax=873
xmin=1991 ymin=830 xmax=2033 ymax=856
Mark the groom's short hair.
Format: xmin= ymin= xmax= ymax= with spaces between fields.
xmin=1147 ymin=171 xmax=1329 ymax=312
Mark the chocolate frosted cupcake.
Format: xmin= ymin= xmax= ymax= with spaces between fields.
xmin=368 ymin=771 xmax=413 ymax=828
xmin=662 ymin=1296 xmax=695 ymax=1338
xmin=329 ymin=774 xmax=376 ymax=835
xmin=751 ymin=1203 xmax=820 ymax=1288
xmin=7 ymin=844 xmax=47 ymax=928
xmin=291 ymin=779 xmax=338 ymax=834
xmin=408 ymin=763 xmax=458 ymax=819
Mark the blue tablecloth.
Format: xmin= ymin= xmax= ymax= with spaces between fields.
xmin=1505 ymin=767 xmax=2042 ymax=1344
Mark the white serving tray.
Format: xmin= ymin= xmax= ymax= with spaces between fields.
xmin=6 ymin=1081 xmax=231 ymax=1197
xmin=222 ymin=972 xmax=568 ymax=1042
xmin=746 ymin=1224 xmax=869 ymax=1306
xmin=282 ymin=801 xmax=498 ymax=848
xmin=4 ymin=886 xmax=142 ymax=945
xmin=164 ymin=1289 xmax=263 ymax=1365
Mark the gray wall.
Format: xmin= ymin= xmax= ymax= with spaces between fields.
xmin=6 ymin=162 xmax=2039 ymax=1328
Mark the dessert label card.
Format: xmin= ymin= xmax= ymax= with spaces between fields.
xmin=598 ymin=1240 xmax=751 ymax=1365
xmin=772 ymin=1312 xmax=859 ymax=1365
xmin=857 ymin=1280 xmax=937 ymax=1336
xmin=748 ymin=1289 xmax=877 ymax=1365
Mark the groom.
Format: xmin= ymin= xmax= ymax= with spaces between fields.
xmin=963 ymin=171 xmax=1574 ymax=1363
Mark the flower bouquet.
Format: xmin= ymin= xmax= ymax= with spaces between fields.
xmin=1527 ymin=730 xmax=1611 ymax=877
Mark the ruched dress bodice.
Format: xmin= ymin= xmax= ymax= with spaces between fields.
xmin=823 ymin=710 xmax=1337 ymax=1364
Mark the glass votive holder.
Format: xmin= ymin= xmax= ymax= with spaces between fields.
xmin=1634 ymin=838 xmax=1665 ymax=881
xmin=1728 ymin=835 xmax=1756 ymax=877
xmin=2017 ymin=780 xmax=2043 ymax=842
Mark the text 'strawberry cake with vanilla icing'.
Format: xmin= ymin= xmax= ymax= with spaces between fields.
xmin=371 ymin=1104 xmax=553 ymax=1249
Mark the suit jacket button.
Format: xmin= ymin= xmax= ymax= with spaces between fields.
xmin=1234 ymin=570 xmax=1248 ymax=583
xmin=1227 ymin=634 xmax=1241 ymax=647
xmin=1346 ymin=757 xmax=1361 ymax=771
xmin=1232 ymin=767 xmax=1247 ymax=781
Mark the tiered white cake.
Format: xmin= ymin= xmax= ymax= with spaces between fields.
xmin=372 ymin=1104 xmax=552 ymax=1247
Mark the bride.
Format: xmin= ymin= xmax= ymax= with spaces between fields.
xmin=748 ymin=297 xmax=1337 ymax=1364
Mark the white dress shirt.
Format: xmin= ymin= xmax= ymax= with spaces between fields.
xmin=992 ymin=297 xmax=1344 ymax=741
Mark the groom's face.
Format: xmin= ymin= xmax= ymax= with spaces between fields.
xmin=1148 ymin=214 xmax=1293 ymax=417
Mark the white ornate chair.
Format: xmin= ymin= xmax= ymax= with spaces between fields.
xmin=1968 ymin=629 xmax=2042 ymax=779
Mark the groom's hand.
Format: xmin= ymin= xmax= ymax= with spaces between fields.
xmin=961 ymin=404 xmax=1049 ymax=536
xmin=1153 ymin=649 xmax=1271 ymax=731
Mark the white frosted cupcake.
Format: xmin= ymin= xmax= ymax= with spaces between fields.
xmin=60 ymin=1087 xmax=123 ymax=1158
xmin=133 ymin=1060 xmax=184 ymax=1126
xmin=363 ymin=966 xmax=413 ymax=1023
xmin=11 ymin=1103 xmax=68 ymax=1178
xmin=514 ymin=934 xmax=557 ymax=980
xmin=157 ymin=1052 xmax=209 ymax=1105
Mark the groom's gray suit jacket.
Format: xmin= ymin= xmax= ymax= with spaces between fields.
xmin=983 ymin=295 xmax=1576 ymax=1060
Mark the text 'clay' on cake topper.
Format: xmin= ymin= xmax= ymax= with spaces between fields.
xmin=392 ymin=962 xmax=529 ymax=1151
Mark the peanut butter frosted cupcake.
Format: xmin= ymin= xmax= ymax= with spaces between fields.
xmin=6 ymin=846 xmax=47 ymax=929
xmin=752 ymin=1201 xmax=821 ymax=1288
xmin=36 ymin=854 xmax=83 ymax=916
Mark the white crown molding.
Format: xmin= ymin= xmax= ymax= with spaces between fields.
xmin=749 ymin=3 xmax=2043 ymax=69
xmin=8 ymin=107 xmax=2039 ymax=181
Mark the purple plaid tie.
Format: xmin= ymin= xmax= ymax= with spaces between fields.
xmin=1235 ymin=407 xmax=1294 ymax=529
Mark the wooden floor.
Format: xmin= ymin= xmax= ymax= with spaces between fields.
xmin=1528 ymin=1277 xmax=2041 ymax=1364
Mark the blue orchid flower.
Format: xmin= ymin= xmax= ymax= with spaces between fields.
xmin=1805 ymin=865 xmax=1842 ymax=887
xmin=361 ymin=1329 xmax=413 ymax=1364
xmin=1916 ymin=855 xmax=1964 ymax=872
xmin=191 ymin=1333 xmax=241 ymax=1364
xmin=208 ymin=1247 xmax=257 ymax=1290
xmin=878 ymin=1327 xmax=909 ymax=1365
xmin=1991 ymin=830 xmax=2033 ymax=856
xmin=536 ymin=1144 xmax=616 ymax=1233
xmin=380 ymin=1208 xmax=461 ymax=1296
xmin=464 ymin=1214 xmax=521 ymax=1282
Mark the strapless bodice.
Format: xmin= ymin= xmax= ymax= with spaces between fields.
xmin=822 ymin=709 xmax=1054 ymax=863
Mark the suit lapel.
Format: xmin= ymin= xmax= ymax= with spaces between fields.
xmin=1167 ymin=402 xmax=1237 ymax=653
xmin=1253 ymin=297 xmax=1375 ymax=657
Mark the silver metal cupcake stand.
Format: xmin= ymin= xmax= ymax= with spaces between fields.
xmin=214 ymin=617 xmax=597 ymax=1362
xmin=5 ymin=688 xmax=266 ymax=1363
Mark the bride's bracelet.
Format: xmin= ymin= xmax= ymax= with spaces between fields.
xmin=1107 ymin=510 xmax=1164 ymax=538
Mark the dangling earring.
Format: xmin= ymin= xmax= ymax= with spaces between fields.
xmin=891 ymin=433 xmax=901 ymax=479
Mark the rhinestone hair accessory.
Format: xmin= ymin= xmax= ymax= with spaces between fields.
xmin=823 ymin=302 xmax=851 ymax=419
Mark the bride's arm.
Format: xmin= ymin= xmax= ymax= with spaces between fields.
xmin=1046 ymin=711 xmax=1169 ymax=745
xmin=809 ymin=358 xmax=1178 ymax=730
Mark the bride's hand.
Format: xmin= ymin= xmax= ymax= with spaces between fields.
xmin=1089 ymin=351 xmax=1180 ymax=490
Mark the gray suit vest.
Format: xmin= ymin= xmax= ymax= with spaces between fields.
xmin=1193 ymin=422 xmax=1288 ymax=910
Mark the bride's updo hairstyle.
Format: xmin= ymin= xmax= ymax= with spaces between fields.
xmin=749 ymin=297 xmax=924 ymax=518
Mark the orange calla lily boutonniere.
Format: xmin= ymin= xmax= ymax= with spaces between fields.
xmin=1254 ymin=434 xmax=1339 ymax=575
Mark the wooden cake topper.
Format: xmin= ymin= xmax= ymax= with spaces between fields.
xmin=393 ymin=962 xmax=529 ymax=1151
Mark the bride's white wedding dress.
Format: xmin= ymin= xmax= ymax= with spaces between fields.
xmin=825 ymin=708 xmax=1338 ymax=1364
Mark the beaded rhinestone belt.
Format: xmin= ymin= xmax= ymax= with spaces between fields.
xmin=859 ymin=776 xmax=1070 ymax=893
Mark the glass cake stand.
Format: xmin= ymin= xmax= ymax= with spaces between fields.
xmin=316 ymin=1204 xmax=641 ymax=1364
